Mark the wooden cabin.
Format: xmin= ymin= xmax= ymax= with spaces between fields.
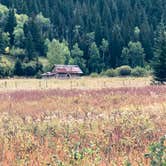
xmin=42 ymin=65 xmax=83 ymax=78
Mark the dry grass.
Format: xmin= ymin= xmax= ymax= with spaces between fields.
xmin=0 ymin=77 xmax=151 ymax=91
xmin=0 ymin=77 xmax=164 ymax=165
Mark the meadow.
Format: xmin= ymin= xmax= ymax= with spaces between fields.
xmin=0 ymin=77 xmax=150 ymax=91
xmin=0 ymin=77 xmax=165 ymax=165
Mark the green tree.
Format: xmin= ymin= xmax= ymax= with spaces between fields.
xmin=153 ymin=23 xmax=166 ymax=84
xmin=121 ymin=47 xmax=130 ymax=65
xmin=88 ymin=42 xmax=100 ymax=73
xmin=14 ymin=59 xmax=23 ymax=76
xmin=121 ymin=41 xmax=145 ymax=67
xmin=13 ymin=27 xmax=25 ymax=48
xmin=47 ymin=39 xmax=71 ymax=66
xmin=24 ymin=32 xmax=35 ymax=60
xmin=10 ymin=47 xmax=26 ymax=61
xmin=4 ymin=8 xmax=16 ymax=45
xmin=0 ymin=30 xmax=9 ymax=54
xmin=100 ymin=38 xmax=109 ymax=69
xmin=28 ymin=18 xmax=45 ymax=56
xmin=134 ymin=26 xmax=140 ymax=41
xmin=35 ymin=12 xmax=51 ymax=38
xmin=14 ymin=13 xmax=28 ymax=47
xmin=0 ymin=57 xmax=13 ymax=77
xmin=71 ymin=43 xmax=86 ymax=71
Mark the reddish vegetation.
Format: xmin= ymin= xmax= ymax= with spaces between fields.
xmin=0 ymin=86 xmax=166 ymax=165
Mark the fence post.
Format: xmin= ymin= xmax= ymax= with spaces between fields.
xmin=123 ymin=80 xmax=125 ymax=86
xmin=70 ymin=80 xmax=73 ymax=90
xmin=104 ymin=81 xmax=106 ymax=88
xmin=39 ymin=81 xmax=41 ymax=89
xmin=15 ymin=82 xmax=17 ymax=89
xmin=4 ymin=81 xmax=7 ymax=89
xmin=46 ymin=80 xmax=48 ymax=89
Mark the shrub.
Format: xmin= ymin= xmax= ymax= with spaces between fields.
xmin=36 ymin=71 xmax=42 ymax=79
xmin=90 ymin=72 xmax=99 ymax=77
xmin=0 ymin=57 xmax=13 ymax=77
xmin=0 ymin=64 xmax=13 ymax=77
xmin=131 ymin=67 xmax=148 ymax=77
xmin=145 ymin=136 xmax=166 ymax=165
xmin=22 ymin=61 xmax=43 ymax=77
xmin=104 ymin=69 xmax=118 ymax=77
xmin=99 ymin=71 xmax=106 ymax=76
xmin=23 ymin=64 xmax=36 ymax=76
xmin=10 ymin=47 xmax=26 ymax=61
xmin=117 ymin=65 xmax=132 ymax=76
xmin=14 ymin=59 xmax=23 ymax=76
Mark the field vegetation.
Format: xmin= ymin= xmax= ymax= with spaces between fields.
xmin=0 ymin=77 xmax=150 ymax=91
xmin=0 ymin=77 xmax=165 ymax=165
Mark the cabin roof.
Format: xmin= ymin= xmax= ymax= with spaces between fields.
xmin=52 ymin=65 xmax=83 ymax=74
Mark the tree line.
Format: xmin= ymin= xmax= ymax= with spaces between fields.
xmin=0 ymin=0 xmax=165 ymax=80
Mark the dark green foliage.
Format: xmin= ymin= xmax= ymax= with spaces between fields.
xmin=71 ymin=43 xmax=86 ymax=72
xmin=24 ymin=19 xmax=45 ymax=59
xmin=0 ymin=0 xmax=165 ymax=76
xmin=4 ymin=8 xmax=16 ymax=45
xmin=117 ymin=66 xmax=132 ymax=76
xmin=23 ymin=64 xmax=37 ymax=76
xmin=88 ymin=42 xmax=101 ymax=73
xmin=0 ymin=57 xmax=13 ymax=77
xmin=104 ymin=69 xmax=118 ymax=77
xmin=131 ymin=67 xmax=148 ymax=77
xmin=14 ymin=59 xmax=43 ymax=77
xmin=0 ymin=30 xmax=8 ymax=54
xmin=14 ymin=59 xmax=23 ymax=76
xmin=90 ymin=72 xmax=99 ymax=78
xmin=121 ymin=41 xmax=145 ymax=68
xmin=24 ymin=32 xmax=35 ymax=60
xmin=0 ymin=64 xmax=13 ymax=77
xmin=0 ymin=0 xmax=158 ymax=70
xmin=153 ymin=23 xmax=166 ymax=84
xmin=145 ymin=136 xmax=166 ymax=166
xmin=23 ymin=61 xmax=42 ymax=77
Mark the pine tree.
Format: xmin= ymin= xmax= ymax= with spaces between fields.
xmin=4 ymin=8 xmax=16 ymax=45
xmin=88 ymin=42 xmax=101 ymax=73
xmin=71 ymin=43 xmax=86 ymax=72
xmin=153 ymin=23 xmax=166 ymax=84
xmin=27 ymin=18 xmax=45 ymax=56
xmin=100 ymin=38 xmax=109 ymax=69
xmin=14 ymin=59 xmax=23 ymax=76
xmin=0 ymin=30 xmax=6 ymax=54
xmin=24 ymin=32 xmax=35 ymax=60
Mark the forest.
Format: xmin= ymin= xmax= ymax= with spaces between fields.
xmin=0 ymin=0 xmax=165 ymax=76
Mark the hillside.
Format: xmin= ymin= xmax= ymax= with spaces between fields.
xmin=0 ymin=0 xmax=165 ymax=76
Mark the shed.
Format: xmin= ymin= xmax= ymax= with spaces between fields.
xmin=42 ymin=65 xmax=83 ymax=78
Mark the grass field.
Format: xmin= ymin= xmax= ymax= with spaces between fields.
xmin=0 ymin=77 xmax=165 ymax=165
xmin=0 ymin=77 xmax=151 ymax=91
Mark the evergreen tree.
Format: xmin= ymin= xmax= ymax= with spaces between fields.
xmin=4 ymin=8 xmax=16 ymax=45
xmin=14 ymin=59 xmax=23 ymax=76
xmin=24 ymin=32 xmax=35 ymax=60
xmin=1 ymin=0 xmax=166 ymax=76
xmin=71 ymin=43 xmax=86 ymax=72
xmin=88 ymin=42 xmax=100 ymax=73
xmin=121 ymin=41 xmax=145 ymax=67
xmin=121 ymin=47 xmax=130 ymax=65
xmin=100 ymin=38 xmax=109 ymax=69
xmin=0 ymin=30 xmax=7 ymax=54
xmin=153 ymin=23 xmax=166 ymax=84
xmin=26 ymin=18 xmax=45 ymax=56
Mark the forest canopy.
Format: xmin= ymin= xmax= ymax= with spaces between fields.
xmin=0 ymin=0 xmax=165 ymax=76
